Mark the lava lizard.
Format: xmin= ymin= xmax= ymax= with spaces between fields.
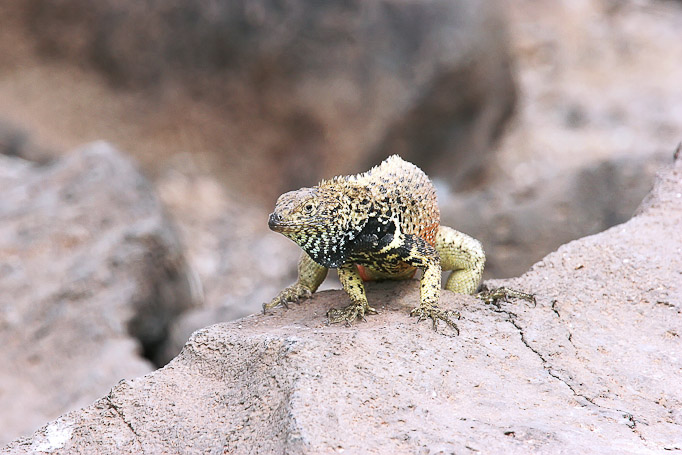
xmin=265 ymin=155 xmax=534 ymax=333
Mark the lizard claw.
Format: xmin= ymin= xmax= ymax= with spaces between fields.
xmin=263 ymin=284 xmax=313 ymax=313
xmin=476 ymin=285 xmax=536 ymax=307
xmin=327 ymin=302 xmax=377 ymax=325
xmin=411 ymin=304 xmax=460 ymax=335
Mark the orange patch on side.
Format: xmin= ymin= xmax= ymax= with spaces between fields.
xmin=356 ymin=265 xmax=373 ymax=281
xmin=420 ymin=221 xmax=440 ymax=246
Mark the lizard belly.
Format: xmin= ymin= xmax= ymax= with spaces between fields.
xmin=350 ymin=221 xmax=420 ymax=281
xmin=354 ymin=255 xmax=417 ymax=281
xmin=356 ymin=264 xmax=417 ymax=281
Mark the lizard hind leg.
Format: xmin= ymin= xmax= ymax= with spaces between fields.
xmin=437 ymin=226 xmax=485 ymax=295
xmin=436 ymin=226 xmax=535 ymax=306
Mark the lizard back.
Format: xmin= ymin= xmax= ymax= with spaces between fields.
xmin=350 ymin=155 xmax=440 ymax=246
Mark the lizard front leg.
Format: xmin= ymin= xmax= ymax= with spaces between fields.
xmin=327 ymin=263 xmax=378 ymax=325
xmin=264 ymin=252 xmax=328 ymax=312
xmin=396 ymin=235 xmax=460 ymax=334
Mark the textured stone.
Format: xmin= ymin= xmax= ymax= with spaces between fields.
xmin=4 ymin=155 xmax=680 ymax=453
xmin=0 ymin=142 xmax=196 ymax=445
xmin=440 ymin=151 xmax=671 ymax=278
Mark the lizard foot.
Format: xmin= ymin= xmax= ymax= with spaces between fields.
xmin=410 ymin=304 xmax=460 ymax=335
xmin=327 ymin=301 xmax=378 ymax=326
xmin=263 ymin=283 xmax=313 ymax=313
xmin=476 ymin=285 xmax=536 ymax=307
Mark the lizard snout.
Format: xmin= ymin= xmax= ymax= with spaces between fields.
xmin=268 ymin=212 xmax=283 ymax=230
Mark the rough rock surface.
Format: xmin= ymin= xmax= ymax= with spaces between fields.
xmin=440 ymin=150 xmax=671 ymax=278
xmin=0 ymin=142 xmax=196 ymax=445
xmin=14 ymin=0 xmax=515 ymax=195
xmin=4 ymin=155 xmax=681 ymax=453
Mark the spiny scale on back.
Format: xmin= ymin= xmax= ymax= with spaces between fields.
xmin=268 ymin=155 xmax=439 ymax=272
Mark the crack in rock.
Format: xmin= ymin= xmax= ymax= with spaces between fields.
xmin=490 ymin=304 xmax=646 ymax=440
xmin=105 ymin=393 xmax=144 ymax=453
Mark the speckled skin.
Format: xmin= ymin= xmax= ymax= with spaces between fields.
xmin=266 ymin=155 xmax=486 ymax=331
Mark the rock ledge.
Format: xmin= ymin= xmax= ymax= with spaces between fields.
xmin=3 ymin=155 xmax=681 ymax=454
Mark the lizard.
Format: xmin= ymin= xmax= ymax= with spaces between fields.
xmin=264 ymin=154 xmax=534 ymax=333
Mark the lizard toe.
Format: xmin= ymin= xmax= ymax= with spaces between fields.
xmin=476 ymin=285 xmax=536 ymax=307
xmin=327 ymin=301 xmax=377 ymax=325
xmin=411 ymin=305 xmax=460 ymax=335
xmin=263 ymin=284 xmax=315 ymax=313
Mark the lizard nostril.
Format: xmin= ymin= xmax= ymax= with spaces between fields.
xmin=268 ymin=213 xmax=281 ymax=228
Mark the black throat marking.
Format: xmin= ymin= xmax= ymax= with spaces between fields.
xmin=302 ymin=216 xmax=397 ymax=269
xmin=304 ymin=228 xmax=358 ymax=269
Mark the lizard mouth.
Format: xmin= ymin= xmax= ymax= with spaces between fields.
xmin=268 ymin=213 xmax=286 ymax=232
xmin=268 ymin=213 xmax=305 ymax=233
xmin=268 ymin=213 xmax=326 ymax=233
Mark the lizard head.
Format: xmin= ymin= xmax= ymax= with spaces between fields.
xmin=268 ymin=183 xmax=372 ymax=268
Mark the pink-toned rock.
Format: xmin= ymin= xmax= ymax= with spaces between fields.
xmin=4 ymin=154 xmax=680 ymax=453
xmin=0 ymin=142 xmax=196 ymax=445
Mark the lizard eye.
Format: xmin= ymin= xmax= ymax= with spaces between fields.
xmin=303 ymin=203 xmax=314 ymax=214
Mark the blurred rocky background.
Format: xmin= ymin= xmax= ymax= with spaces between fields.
xmin=1 ymin=0 xmax=681 ymax=446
